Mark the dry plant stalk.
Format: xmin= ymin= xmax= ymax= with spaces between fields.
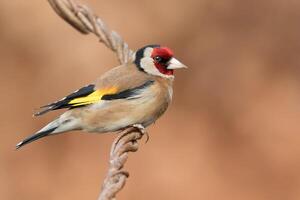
xmin=47 ymin=0 xmax=146 ymax=199
xmin=98 ymin=127 xmax=145 ymax=200
xmin=48 ymin=0 xmax=133 ymax=65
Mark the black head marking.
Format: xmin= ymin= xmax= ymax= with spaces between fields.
xmin=134 ymin=44 xmax=160 ymax=71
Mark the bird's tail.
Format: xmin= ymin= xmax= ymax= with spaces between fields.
xmin=16 ymin=119 xmax=60 ymax=149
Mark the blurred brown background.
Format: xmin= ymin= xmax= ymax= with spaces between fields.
xmin=1 ymin=0 xmax=300 ymax=200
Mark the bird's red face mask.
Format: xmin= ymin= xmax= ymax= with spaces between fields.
xmin=134 ymin=45 xmax=187 ymax=78
xmin=151 ymin=47 xmax=187 ymax=76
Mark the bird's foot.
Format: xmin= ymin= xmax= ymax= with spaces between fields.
xmin=132 ymin=124 xmax=149 ymax=143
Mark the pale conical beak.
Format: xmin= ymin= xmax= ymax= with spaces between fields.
xmin=167 ymin=58 xmax=188 ymax=69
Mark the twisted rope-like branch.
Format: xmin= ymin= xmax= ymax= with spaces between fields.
xmin=98 ymin=127 xmax=145 ymax=200
xmin=47 ymin=1 xmax=145 ymax=200
xmin=48 ymin=0 xmax=134 ymax=64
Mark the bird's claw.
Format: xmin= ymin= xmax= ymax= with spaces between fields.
xmin=132 ymin=124 xmax=149 ymax=143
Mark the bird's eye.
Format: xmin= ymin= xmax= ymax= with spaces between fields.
xmin=154 ymin=56 xmax=163 ymax=63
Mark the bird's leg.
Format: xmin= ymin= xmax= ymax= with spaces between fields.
xmin=114 ymin=124 xmax=149 ymax=151
xmin=132 ymin=124 xmax=149 ymax=143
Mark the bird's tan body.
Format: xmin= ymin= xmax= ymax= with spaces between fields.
xmin=62 ymin=63 xmax=173 ymax=133
xmin=16 ymin=45 xmax=186 ymax=149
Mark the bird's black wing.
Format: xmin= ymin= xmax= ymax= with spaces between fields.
xmin=101 ymin=80 xmax=154 ymax=100
xmin=34 ymin=80 xmax=154 ymax=116
xmin=34 ymin=84 xmax=96 ymax=116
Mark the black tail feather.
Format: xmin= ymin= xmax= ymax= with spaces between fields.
xmin=16 ymin=127 xmax=57 ymax=149
xmin=34 ymin=106 xmax=55 ymax=116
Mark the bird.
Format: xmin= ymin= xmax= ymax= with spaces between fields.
xmin=16 ymin=44 xmax=187 ymax=149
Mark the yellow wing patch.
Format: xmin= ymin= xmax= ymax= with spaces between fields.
xmin=68 ymin=87 xmax=118 ymax=106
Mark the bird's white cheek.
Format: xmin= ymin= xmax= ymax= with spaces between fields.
xmin=140 ymin=57 xmax=159 ymax=75
xmin=140 ymin=58 xmax=174 ymax=79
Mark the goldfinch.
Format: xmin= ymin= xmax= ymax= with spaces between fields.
xmin=16 ymin=44 xmax=187 ymax=149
